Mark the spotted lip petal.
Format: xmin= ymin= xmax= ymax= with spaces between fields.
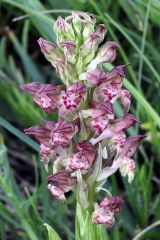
xmin=93 ymin=82 xmax=120 ymax=103
xmin=40 ymin=143 xmax=51 ymax=157
xmin=59 ymin=82 xmax=86 ymax=116
xmin=68 ymin=140 xmax=96 ymax=171
xmin=92 ymin=207 xmax=115 ymax=226
xmin=107 ymin=131 xmax=126 ymax=156
xmin=75 ymin=140 xmax=96 ymax=164
xmin=92 ymin=195 xmax=123 ymax=226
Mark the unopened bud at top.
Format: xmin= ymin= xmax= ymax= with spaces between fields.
xmin=54 ymin=16 xmax=75 ymax=42
xmin=88 ymin=41 xmax=120 ymax=70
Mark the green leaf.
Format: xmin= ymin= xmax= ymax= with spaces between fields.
xmin=44 ymin=223 xmax=62 ymax=240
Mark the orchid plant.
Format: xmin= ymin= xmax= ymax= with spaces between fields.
xmin=20 ymin=12 xmax=144 ymax=240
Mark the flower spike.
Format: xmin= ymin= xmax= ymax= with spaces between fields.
xmin=21 ymin=11 xmax=144 ymax=230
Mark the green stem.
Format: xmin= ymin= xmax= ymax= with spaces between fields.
xmin=88 ymin=183 xmax=96 ymax=215
xmin=76 ymin=182 xmax=102 ymax=240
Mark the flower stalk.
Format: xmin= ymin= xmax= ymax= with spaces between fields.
xmin=20 ymin=11 xmax=144 ymax=239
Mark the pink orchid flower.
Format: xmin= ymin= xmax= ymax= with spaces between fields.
xmin=47 ymin=171 xmax=76 ymax=202
xmin=20 ymin=82 xmax=61 ymax=113
xmin=92 ymin=196 xmax=123 ymax=226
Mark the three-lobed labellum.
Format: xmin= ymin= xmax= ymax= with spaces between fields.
xmin=21 ymin=11 xmax=144 ymax=228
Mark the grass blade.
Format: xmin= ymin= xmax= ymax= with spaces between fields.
xmin=0 ymin=116 xmax=39 ymax=152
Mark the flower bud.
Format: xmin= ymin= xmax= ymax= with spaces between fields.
xmin=56 ymin=61 xmax=77 ymax=84
xmin=37 ymin=38 xmax=63 ymax=67
xmin=82 ymin=24 xmax=106 ymax=66
xmin=88 ymin=41 xmax=120 ymax=70
xmin=71 ymin=12 xmax=83 ymax=37
xmin=82 ymin=32 xmax=102 ymax=65
xmin=54 ymin=16 xmax=75 ymax=42
xmin=95 ymin=24 xmax=107 ymax=42
xmin=37 ymin=38 xmax=57 ymax=54
xmin=59 ymin=40 xmax=76 ymax=64
xmin=119 ymin=89 xmax=131 ymax=114
xmin=82 ymin=13 xmax=96 ymax=39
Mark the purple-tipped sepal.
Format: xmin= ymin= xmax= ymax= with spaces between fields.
xmin=47 ymin=171 xmax=76 ymax=202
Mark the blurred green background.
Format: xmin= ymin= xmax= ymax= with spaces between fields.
xmin=0 ymin=0 xmax=160 ymax=239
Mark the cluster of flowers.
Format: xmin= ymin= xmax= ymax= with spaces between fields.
xmin=20 ymin=12 xmax=144 ymax=226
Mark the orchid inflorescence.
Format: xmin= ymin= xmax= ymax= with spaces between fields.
xmin=20 ymin=11 xmax=144 ymax=227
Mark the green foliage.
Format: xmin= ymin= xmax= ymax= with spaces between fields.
xmin=0 ymin=0 xmax=160 ymax=239
xmin=44 ymin=223 xmax=62 ymax=240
